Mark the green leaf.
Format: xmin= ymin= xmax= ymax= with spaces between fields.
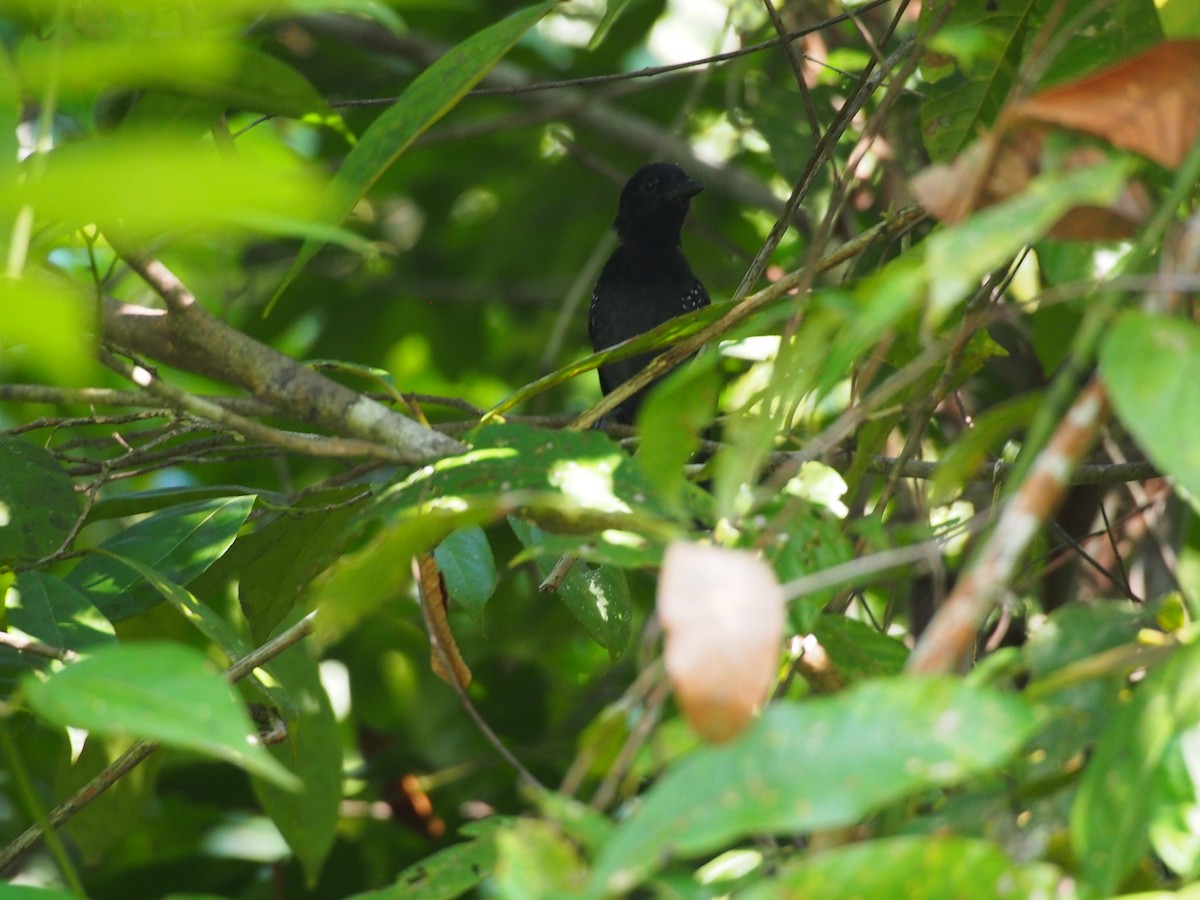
xmin=311 ymin=507 xmax=483 ymax=643
xmin=23 ymin=641 xmax=299 ymax=791
xmin=4 ymin=130 xmax=324 ymax=240
xmin=635 ymin=362 xmax=719 ymax=520
xmin=0 ymin=271 xmax=96 ymax=387
xmin=1072 ymin=641 xmax=1200 ymax=894
xmin=1036 ymin=0 xmax=1162 ymax=87
xmin=67 ymin=496 xmax=255 ymax=622
xmin=509 ymin=519 xmax=632 ymax=659
xmin=590 ymin=677 xmax=1036 ymax=894
xmin=0 ymin=435 xmax=80 ymax=566
xmin=346 ymin=819 xmax=509 ymax=899
xmin=5 ymin=572 xmax=115 ymax=653
xmin=809 ymin=615 xmax=908 ymax=680
xmin=227 ymin=490 xmax=365 ymax=642
xmin=1100 ymin=313 xmax=1200 ymax=505
xmin=918 ymin=0 xmax=1033 ymax=161
xmin=86 ymin=485 xmax=280 ymax=523
xmin=20 ymin=38 xmax=340 ymax=120
xmin=91 ymin=549 xmax=255 ymax=664
xmin=434 ymin=526 xmax=498 ymax=622
xmin=494 ymin=818 xmax=586 ymax=899
xmin=924 ymin=158 xmax=1131 ymax=323
xmin=588 ymin=0 xmax=648 ymax=49
xmin=252 ymin=643 xmax=342 ymax=887
xmin=741 ymin=835 xmax=1064 ymax=900
xmin=269 ymin=1 xmax=559 ymax=310
xmin=383 ymin=422 xmax=673 ymax=536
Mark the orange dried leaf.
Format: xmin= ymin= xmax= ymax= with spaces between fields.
xmin=657 ymin=541 xmax=784 ymax=744
xmin=414 ymin=554 xmax=472 ymax=688
xmin=1013 ymin=40 xmax=1200 ymax=168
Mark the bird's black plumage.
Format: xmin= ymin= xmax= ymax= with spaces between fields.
xmin=588 ymin=163 xmax=710 ymax=425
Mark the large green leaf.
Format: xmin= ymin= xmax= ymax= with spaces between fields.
xmin=0 ymin=271 xmax=95 ymax=387
xmin=924 ymin=158 xmax=1130 ymax=323
xmin=1072 ymin=641 xmax=1200 ymax=894
xmin=509 ymin=519 xmax=632 ymax=660
xmin=918 ymin=0 xmax=1034 ymax=161
xmin=434 ymin=525 xmax=498 ymax=623
xmin=346 ymin=819 xmax=510 ymax=900
xmin=0 ymin=435 xmax=80 ymax=566
xmin=741 ymin=835 xmax=1063 ymax=899
xmin=3 ymin=130 xmax=325 ymax=239
xmin=5 ymin=572 xmax=115 ymax=654
xmin=67 ymin=496 xmax=255 ymax=622
xmin=1100 ymin=312 xmax=1200 ymax=505
xmin=252 ymin=643 xmax=342 ymax=887
xmin=270 ymin=1 xmax=559 ymax=308
xmin=634 ymin=362 xmax=719 ymax=521
xmin=23 ymin=641 xmax=299 ymax=790
xmin=91 ymin=549 xmax=255 ymax=665
xmin=590 ymin=677 xmax=1036 ymax=895
xmin=217 ymin=489 xmax=366 ymax=642
xmin=19 ymin=38 xmax=338 ymax=120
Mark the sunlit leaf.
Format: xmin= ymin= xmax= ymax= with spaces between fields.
xmin=0 ymin=271 xmax=96 ymax=386
xmin=67 ymin=496 xmax=255 ymax=622
xmin=590 ymin=678 xmax=1036 ymax=894
xmin=24 ymin=641 xmax=299 ymax=790
xmin=3 ymin=131 xmax=324 ymax=239
xmin=1100 ymin=313 xmax=1200 ymax=504
xmin=741 ymin=835 xmax=1064 ymax=899
xmin=1072 ymin=642 xmax=1200 ymax=893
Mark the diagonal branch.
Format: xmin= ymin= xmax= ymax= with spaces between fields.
xmin=102 ymin=252 xmax=462 ymax=465
xmin=906 ymin=379 xmax=1111 ymax=673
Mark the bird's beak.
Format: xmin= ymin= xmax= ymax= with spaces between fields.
xmin=664 ymin=179 xmax=704 ymax=201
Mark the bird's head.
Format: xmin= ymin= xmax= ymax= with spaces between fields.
xmin=613 ymin=162 xmax=704 ymax=246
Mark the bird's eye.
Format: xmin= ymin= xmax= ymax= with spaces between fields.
xmin=641 ymin=177 xmax=658 ymax=194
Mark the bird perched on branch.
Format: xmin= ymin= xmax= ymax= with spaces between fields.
xmin=588 ymin=163 xmax=710 ymax=426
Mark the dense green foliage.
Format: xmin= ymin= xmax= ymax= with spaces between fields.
xmin=2 ymin=0 xmax=1199 ymax=897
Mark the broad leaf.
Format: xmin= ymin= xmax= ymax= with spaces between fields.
xmin=590 ymin=677 xmax=1035 ymax=894
xmin=24 ymin=642 xmax=299 ymax=790
xmin=0 ymin=435 xmax=80 ymax=565
xmin=434 ymin=525 xmax=499 ymax=622
xmin=1100 ymin=312 xmax=1200 ymax=506
xmin=67 ymin=496 xmax=255 ymax=622
xmin=1072 ymin=641 xmax=1200 ymax=894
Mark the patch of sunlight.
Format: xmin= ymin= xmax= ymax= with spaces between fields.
xmin=549 ymin=458 xmax=630 ymax=514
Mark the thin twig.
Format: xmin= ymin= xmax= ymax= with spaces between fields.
xmin=413 ymin=559 xmax=544 ymax=791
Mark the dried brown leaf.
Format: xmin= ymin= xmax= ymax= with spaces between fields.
xmin=1014 ymin=40 xmax=1200 ymax=168
xmin=657 ymin=541 xmax=784 ymax=744
xmin=415 ymin=553 xmax=472 ymax=688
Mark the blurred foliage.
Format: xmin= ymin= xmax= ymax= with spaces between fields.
xmin=1 ymin=0 xmax=1199 ymax=898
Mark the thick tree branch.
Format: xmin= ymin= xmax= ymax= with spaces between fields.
xmin=101 ymin=255 xmax=462 ymax=464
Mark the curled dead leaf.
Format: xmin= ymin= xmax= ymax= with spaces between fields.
xmin=414 ymin=554 xmax=472 ymax=688
xmin=657 ymin=541 xmax=784 ymax=743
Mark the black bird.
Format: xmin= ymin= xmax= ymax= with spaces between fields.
xmin=589 ymin=163 xmax=710 ymax=426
